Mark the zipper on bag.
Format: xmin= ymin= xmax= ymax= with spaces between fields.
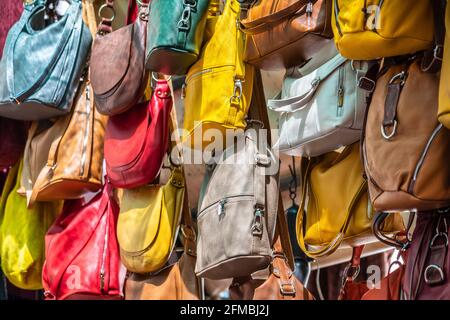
xmin=408 ymin=124 xmax=443 ymax=193
xmin=79 ymin=84 xmax=91 ymax=177
xmin=100 ymin=217 xmax=109 ymax=294
xmin=337 ymin=67 xmax=345 ymax=117
xmin=333 ymin=0 xmax=342 ymax=36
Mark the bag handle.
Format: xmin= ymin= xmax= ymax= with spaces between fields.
xmin=421 ymin=0 xmax=446 ymax=73
xmin=267 ymin=54 xmax=347 ymax=112
xmin=240 ymin=0 xmax=307 ymax=34
xmin=295 ymin=147 xmax=368 ymax=258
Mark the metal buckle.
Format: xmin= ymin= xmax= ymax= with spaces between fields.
xmin=279 ymin=280 xmax=296 ymax=296
xmin=380 ymin=120 xmax=397 ymax=140
xmin=389 ymin=71 xmax=407 ymax=86
xmin=424 ymin=264 xmax=445 ymax=285
xmin=357 ymin=76 xmax=376 ymax=92
xmin=434 ymin=45 xmax=444 ymax=61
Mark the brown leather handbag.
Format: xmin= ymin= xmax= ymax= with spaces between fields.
xmin=241 ymin=0 xmax=333 ymax=70
xmin=338 ymin=246 xmax=406 ymax=300
xmin=26 ymin=81 xmax=107 ymax=205
xmin=229 ymin=201 xmax=314 ymax=300
xmin=362 ymin=58 xmax=450 ymax=212
xmin=124 ymin=195 xmax=201 ymax=300
xmin=90 ymin=0 xmax=149 ymax=115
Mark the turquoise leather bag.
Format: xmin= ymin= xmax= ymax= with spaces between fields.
xmin=145 ymin=0 xmax=210 ymax=75
xmin=0 ymin=0 xmax=92 ymax=120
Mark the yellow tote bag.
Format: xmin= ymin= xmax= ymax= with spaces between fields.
xmin=296 ymin=143 xmax=404 ymax=258
xmin=439 ymin=2 xmax=450 ymax=129
xmin=117 ymin=166 xmax=185 ymax=273
xmin=331 ymin=0 xmax=434 ymax=60
xmin=0 ymin=160 xmax=62 ymax=290
xmin=182 ymin=0 xmax=254 ymax=150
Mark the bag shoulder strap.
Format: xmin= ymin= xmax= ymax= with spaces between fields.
xmin=421 ymin=0 xmax=446 ymax=73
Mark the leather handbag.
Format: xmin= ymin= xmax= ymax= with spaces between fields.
xmin=195 ymin=129 xmax=279 ymax=280
xmin=296 ymin=143 xmax=404 ymax=258
xmin=124 ymin=191 xmax=201 ymax=300
xmin=104 ymin=78 xmax=172 ymax=189
xmin=0 ymin=0 xmax=92 ymax=120
xmin=331 ymin=0 xmax=434 ymax=60
xmin=241 ymin=0 xmax=333 ymax=70
xmin=338 ymin=246 xmax=407 ymax=300
xmin=90 ymin=0 xmax=149 ymax=115
xmin=42 ymin=180 xmax=125 ymax=300
xmin=0 ymin=160 xmax=61 ymax=290
xmin=117 ymin=165 xmax=185 ymax=273
xmin=229 ymin=203 xmax=315 ymax=300
xmin=362 ymin=58 xmax=450 ymax=212
xmin=267 ymin=43 xmax=376 ymax=157
xmin=24 ymin=81 xmax=107 ymax=205
xmin=403 ymin=210 xmax=450 ymax=300
xmin=145 ymin=0 xmax=210 ymax=75
xmin=0 ymin=118 xmax=28 ymax=169
xmin=182 ymin=0 xmax=254 ymax=150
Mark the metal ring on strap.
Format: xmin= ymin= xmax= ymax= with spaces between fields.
xmin=98 ymin=3 xmax=115 ymax=21
xmin=381 ymin=120 xmax=397 ymax=140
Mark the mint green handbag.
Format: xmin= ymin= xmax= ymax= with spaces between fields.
xmin=0 ymin=0 xmax=92 ymax=120
xmin=145 ymin=0 xmax=210 ymax=75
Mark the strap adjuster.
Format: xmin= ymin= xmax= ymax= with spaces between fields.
xmin=357 ymin=77 xmax=376 ymax=92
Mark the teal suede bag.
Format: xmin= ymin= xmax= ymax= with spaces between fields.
xmin=0 ymin=0 xmax=92 ymax=120
xmin=145 ymin=0 xmax=210 ymax=75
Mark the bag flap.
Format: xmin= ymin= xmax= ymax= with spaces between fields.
xmin=8 ymin=3 xmax=81 ymax=100
xmin=104 ymin=100 xmax=149 ymax=168
xmin=241 ymin=0 xmax=306 ymax=31
xmin=117 ymin=185 xmax=164 ymax=254
xmin=90 ymin=24 xmax=134 ymax=95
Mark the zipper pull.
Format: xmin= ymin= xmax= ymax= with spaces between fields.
xmin=85 ymin=84 xmax=90 ymax=101
xmin=306 ymin=1 xmax=313 ymax=27
xmin=217 ymin=199 xmax=227 ymax=217
xmin=100 ymin=272 xmax=105 ymax=293
xmin=337 ymin=86 xmax=344 ymax=117
xmin=181 ymin=83 xmax=186 ymax=99
xmin=251 ymin=207 xmax=264 ymax=236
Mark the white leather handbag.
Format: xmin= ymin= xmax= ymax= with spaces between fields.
xmin=268 ymin=45 xmax=376 ymax=157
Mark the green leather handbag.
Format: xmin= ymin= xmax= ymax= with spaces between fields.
xmin=145 ymin=0 xmax=210 ymax=75
xmin=0 ymin=0 xmax=92 ymax=120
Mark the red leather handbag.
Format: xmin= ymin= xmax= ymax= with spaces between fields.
xmin=104 ymin=79 xmax=172 ymax=188
xmin=42 ymin=181 xmax=125 ymax=300
xmin=0 ymin=118 xmax=28 ymax=169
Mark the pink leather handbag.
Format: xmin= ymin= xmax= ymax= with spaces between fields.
xmin=42 ymin=181 xmax=125 ymax=300
xmin=104 ymin=79 xmax=172 ymax=188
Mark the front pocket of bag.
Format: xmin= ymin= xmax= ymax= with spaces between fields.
xmin=184 ymin=65 xmax=247 ymax=128
xmin=197 ymin=195 xmax=271 ymax=269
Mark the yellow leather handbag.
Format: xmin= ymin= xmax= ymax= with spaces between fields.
xmin=331 ymin=0 xmax=434 ymax=60
xmin=117 ymin=166 xmax=185 ymax=273
xmin=0 ymin=160 xmax=62 ymax=290
xmin=439 ymin=2 xmax=450 ymax=129
xmin=182 ymin=0 xmax=254 ymax=150
xmin=296 ymin=143 xmax=404 ymax=258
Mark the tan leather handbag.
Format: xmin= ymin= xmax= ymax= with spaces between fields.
xmin=21 ymin=80 xmax=107 ymax=206
xmin=117 ymin=165 xmax=185 ymax=274
xmin=124 ymin=196 xmax=201 ymax=300
xmin=229 ymin=200 xmax=315 ymax=300
xmin=241 ymin=0 xmax=333 ymax=70
xmin=195 ymin=129 xmax=279 ymax=280
xmin=19 ymin=2 xmax=107 ymax=206
xmin=363 ymin=58 xmax=450 ymax=212
xmin=296 ymin=143 xmax=404 ymax=258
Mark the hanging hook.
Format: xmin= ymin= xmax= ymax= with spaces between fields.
xmin=288 ymin=156 xmax=297 ymax=205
